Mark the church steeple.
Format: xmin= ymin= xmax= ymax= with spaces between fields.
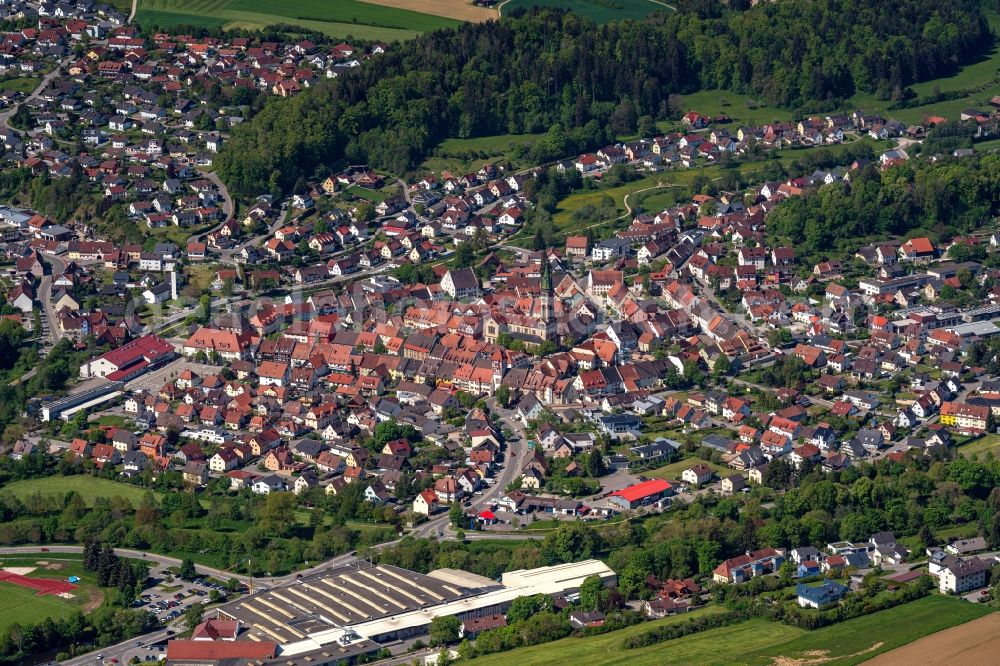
xmin=541 ymin=259 xmax=553 ymax=294
xmin=539 ymin=260 xmax=554 ymax=333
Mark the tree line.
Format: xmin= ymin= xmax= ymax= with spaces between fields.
xmin=216 ymin=1 xmax=992 ymax=195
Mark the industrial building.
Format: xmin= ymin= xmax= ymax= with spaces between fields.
xmin=39 ymin=379 xmax=124 ymax=422
xmin=607 ymin=478 xmax=673 ymax=510
xmin=192 ymin=559 xmax=615 ymax=665
xmin=78 ymin=334 xmax=176 ymax=381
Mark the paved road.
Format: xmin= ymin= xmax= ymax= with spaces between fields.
xmin=39 ymin=253 xmax=66 ymax=344
xmin=410 ymin=399 xmax=529 ymax=538
xmin=0 ymin=57 xmax=69 ymax=131
xmin=187 ymin=170 xmax=235 ymax=244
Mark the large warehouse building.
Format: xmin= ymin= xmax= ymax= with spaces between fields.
xmin=191 ymin=559 xmax=615 ymax=665
xmin=78 ymin=334 xmax=176 ymax=381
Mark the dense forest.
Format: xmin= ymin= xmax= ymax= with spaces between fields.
xmin=766 ymin=153 xmax=1000 ymax=258
xmin=216 ymin=0 xmax=992 ymax=195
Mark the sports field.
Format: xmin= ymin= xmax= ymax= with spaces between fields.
xmin=500 ymin=0 xmax=673 ymax=22
xmin=0 ymin=556 xmax=95 ymax=632
xmin=1 ymin=476 xmax=156 ymax=505
xmin=136 ymin=0 xmax=462 ymax=40
xmin=0 ymin=582 xmax=74 ymax=630
xmin=471 ymin=595 xmax=992 ymax=666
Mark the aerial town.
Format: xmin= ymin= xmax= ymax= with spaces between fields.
xmin=1 ymin=0 xmax=1000 ymax=665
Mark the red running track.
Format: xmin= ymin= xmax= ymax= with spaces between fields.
xmin=0 ymin=571 xmax=78 ymax=595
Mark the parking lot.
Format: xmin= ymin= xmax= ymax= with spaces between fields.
xmin=103 ymin=567 xmax=244 ymax=664
xmin=124 ymin=358 xmax=221 ymax=393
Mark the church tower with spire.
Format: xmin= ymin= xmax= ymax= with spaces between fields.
xmin=539 ymin=260 xmax=555 ymax=340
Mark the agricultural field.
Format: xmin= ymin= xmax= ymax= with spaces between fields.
xmin=2 ymin=476 xmax=156 ymax=505
xmin=357 ymin=0 xmax=497 ymax=22
xmin=134 ymin=8 xmax=228 ymax=29
xmin=135 ymin=0 xmax=462 ymax=41
xmin=473 ymin=595 xmax=993 ymax=666
xmin=865 ymin=612 xmax=1000 ymax=666
xmin=500 ymin=0 xmax=673 ymax=23
xmin=958 ymin=434 xmax=1000 ymax=459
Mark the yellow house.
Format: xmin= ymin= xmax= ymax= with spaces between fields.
xmin=939 ymin=402 xmax=988 ymax=433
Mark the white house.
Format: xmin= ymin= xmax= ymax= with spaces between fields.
xmin=939 ymin=557 xmax=990 ymax=594
xmin=252 ymin=475 xmax=286 ymax=495
xmin=142 ymin=281 xmax=171 ymax=304
xmin=413 ymin=488 xmax=440 ymax=516
xmin=681 ymin=464 xmax=713 ymax=486
xmin=209 ymin=449 xmax=239 ymax=473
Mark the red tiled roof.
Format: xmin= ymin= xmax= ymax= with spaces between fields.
xmin=165 ymin=640 xmax=275 ymax=660
xmin=610 ymin=478 xmax=671 ymax=503
xmin=92 ymin=334 xmax=173 ymax=371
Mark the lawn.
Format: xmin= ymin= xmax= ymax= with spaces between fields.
xmin=675 ymin=12 xmax=1000 ymax=127
xmin=136 ymin=0 xmax=459 ymax=40
xmin=501 ymin=0 xmax=672 ymax=23
xmin=670 ymin=89 xmax=793 ymax=127
xmin=932 ymin=523 xmax=981 ymax=543
xmin=957 ymin=434 xmax=1000 ymax=459
xmin=976 ymin=136 xmax=1000 ymax=153
xmin=474 ymin=595 xmax=992 ymax=666
xmin=0 ymin=77 xmax=42 ymax=94
xmin=91 ymin=414 xmax=135 ymax=429
xmin=647 ymin=457 xmax=729 ymax=481
xmin=846 ymin=12 xmax=1000 ymax=125
xmin=105 ymin=0 xmax=134 ymax=13
xmin=344 ymin=185 xmax=391 ymax=202
xmin=145 ymin=222 xmax=214 ymax=251
xmin=421 ymin=132 xmax=544 ymax=175
xmin=2 ymin=476 xmax=157 ymax=506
